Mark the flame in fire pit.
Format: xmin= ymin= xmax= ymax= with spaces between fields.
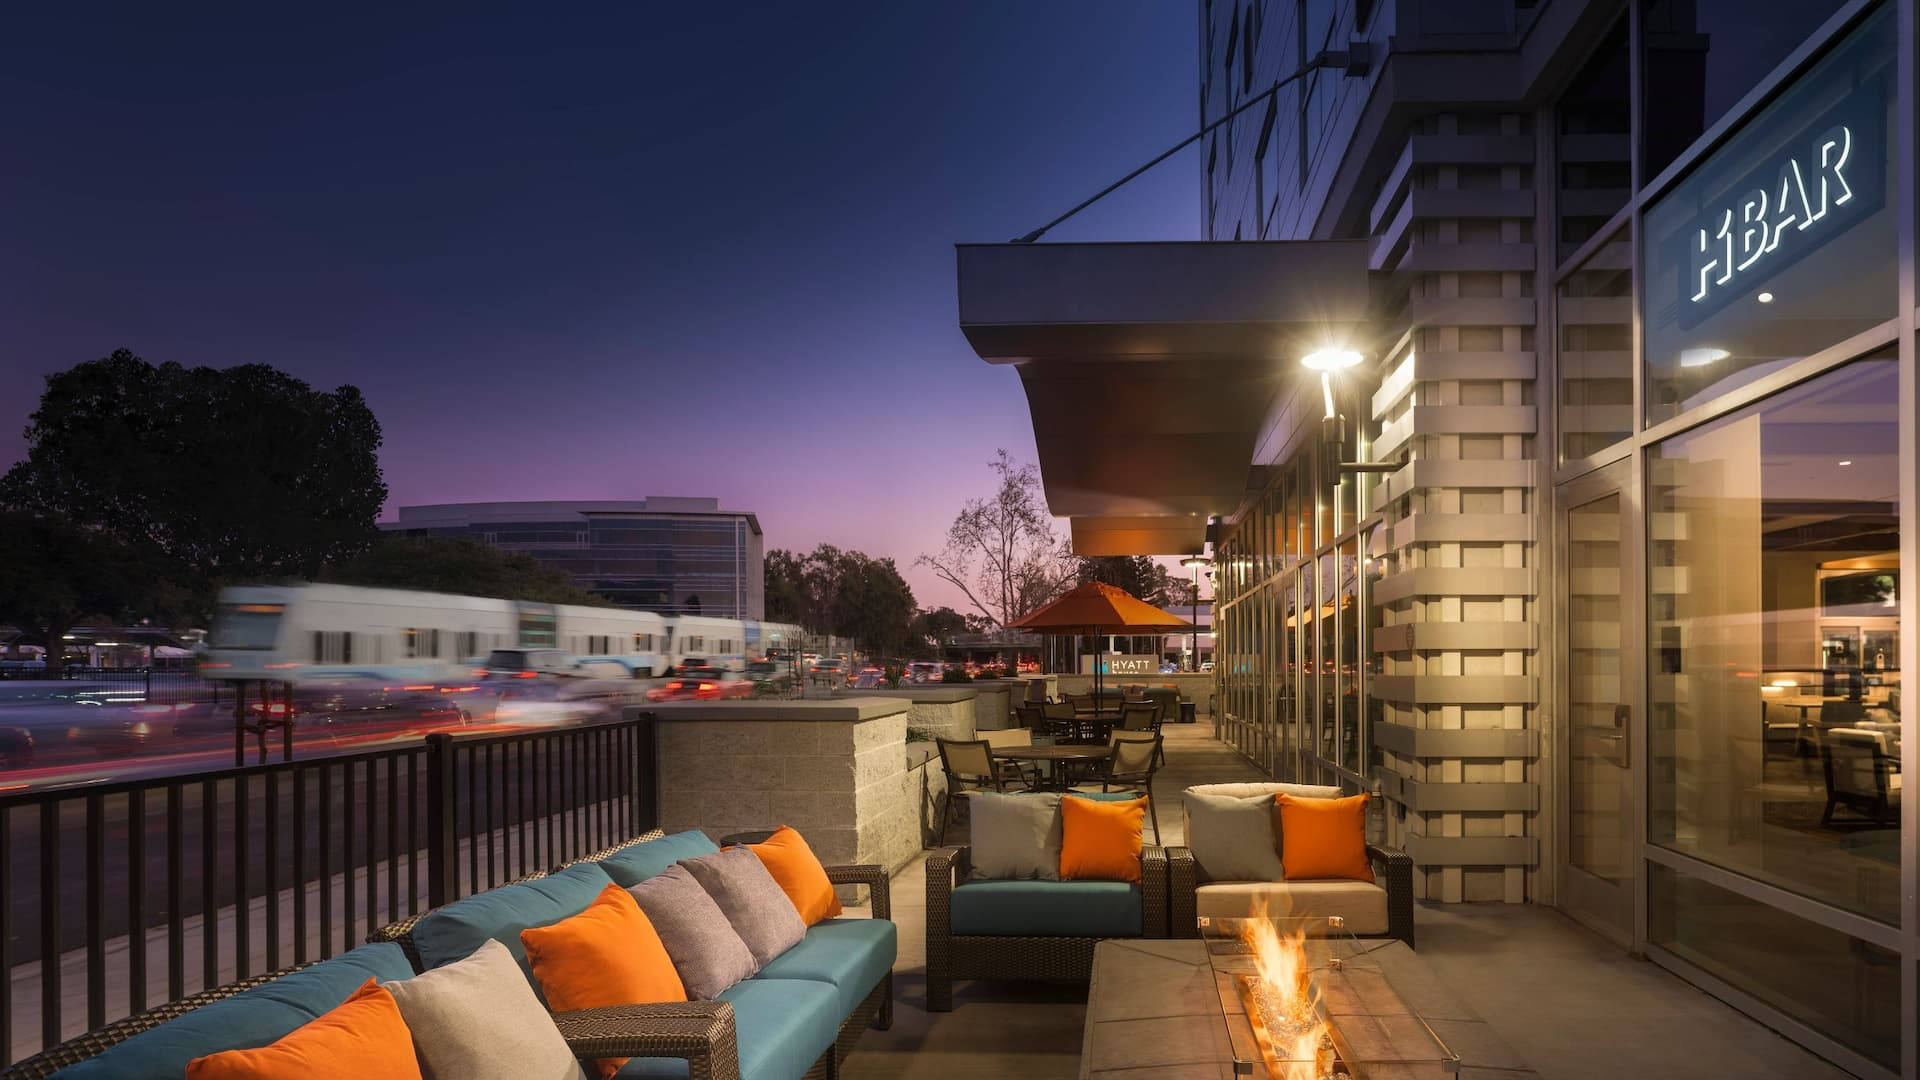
xmin=1236 ymin=914 xmax=1335 ymax=1078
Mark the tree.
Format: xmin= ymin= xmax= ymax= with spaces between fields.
xmin=763 ymin=545 xmax=917 ymax=658
xmin=1075 ymin=555 xmax=1176 ymax=607
xmin=764 ymin=549 xmax=809 ymax=624
xmin=0 ymin=510 xmax=189 ymax=665
xmin=917 ymin=449 xmax=1074 ymax=627
xmin=906 ymin=605 xmax=968 ymax=657
xmin=2 ymin=349 xmax=388 ymax=591
xmin=325 ymin=536 xmax=607 ymax=606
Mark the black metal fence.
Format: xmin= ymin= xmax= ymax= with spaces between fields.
xmin=0 ymin=711 xmax=657 ymax=1065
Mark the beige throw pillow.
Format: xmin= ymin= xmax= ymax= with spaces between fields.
xmin=968 ymin=791 xmax=1062 ymax=880
xmin=386 ymin=938 xmax=587 ymax=1080
xmin=1183 ymin=790 xmax=1288 ymax=883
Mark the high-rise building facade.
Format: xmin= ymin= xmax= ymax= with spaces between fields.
xmin=957 ymin=2 xmax=1915 ymax=1074
xmin=382 ymin=498 xmax=765 ymax=619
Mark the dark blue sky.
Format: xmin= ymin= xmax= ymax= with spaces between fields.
xmin=1 ymin=3 xmax=1200 ymax=609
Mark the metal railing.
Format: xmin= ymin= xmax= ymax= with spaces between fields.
xmin=0 ymin=711 xmax=657 ymax=1065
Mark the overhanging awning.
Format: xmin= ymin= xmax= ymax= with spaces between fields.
xmin=956 ymin=240 xmax=1374 ymax=556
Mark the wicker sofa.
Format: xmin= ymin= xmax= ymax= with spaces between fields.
xmin=924 ymin=843 xmax=1168 ymax=1011
xmin=371 ymin=829 xmax=895 ymax=1080
xmin=1166 ymin=781 xmax=1415 ymax=946
xmin=14 ymin=830 xmax=892 ymax=1080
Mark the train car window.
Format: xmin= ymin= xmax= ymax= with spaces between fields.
xmin=314 ymin=631 xmax=324 ymax=663
xmin=404 ymin=628 xmax=417 ymax=658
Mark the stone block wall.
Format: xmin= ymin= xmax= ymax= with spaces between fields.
xmin=841 ymin=687 xmax=977 ymax=741
xmin=650 ymin=698 xmax=921 ymax=879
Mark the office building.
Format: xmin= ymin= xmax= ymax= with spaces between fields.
xmin=382 ymin=498 xmax=764 ymax=619
xmin=956 ymin=1 xmax=1914 ymax=1074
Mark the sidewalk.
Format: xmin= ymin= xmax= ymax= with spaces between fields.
xmin=841 ymin=723 xmax=1851 ymax=1079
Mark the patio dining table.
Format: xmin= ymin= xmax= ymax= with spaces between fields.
xmin=992 ymin=743 xmax=1111 ymax=790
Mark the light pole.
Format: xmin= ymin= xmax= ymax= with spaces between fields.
xmin=1180 ymin=556 xmax=1211 ymax=673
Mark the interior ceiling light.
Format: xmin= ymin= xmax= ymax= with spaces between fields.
xmin=1679 ymin=347 xmax=1730 ymax=368
xmin=1838 ymin=459 xmax=1853 ymax=466
xmin=1757 ymin=291 xmax=1775 ymax=303
xmin=1300 ymin=347 xmax=1362 ymax=371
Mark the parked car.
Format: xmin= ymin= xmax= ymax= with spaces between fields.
xmin=646 ymin=666 xmax=754 ymax=702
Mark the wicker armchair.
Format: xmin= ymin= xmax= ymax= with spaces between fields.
xmin=924 ymin=844 xmax=1168 ymax=1011
xmin=1166 ymin=843 xmax=1415 ymax=947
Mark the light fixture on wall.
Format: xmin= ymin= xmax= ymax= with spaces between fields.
xmin=1757 ymin=291 xmax=1776 ymax=303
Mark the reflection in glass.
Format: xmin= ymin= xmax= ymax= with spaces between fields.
xmin=1558 ymin=228 xmax=1634 ymax=459
xmin=1556 ymin=21 xmax=1631 ymax=263
xmin=1640 ymin=6 xmax=1895 ymax=425
xmin=1568 ymin=491 xmax=1633 ymax=894
xmin=1319 ymin=553 xmax=1337 ymax=769
xmin=1648 ymin=353 xmax=1902 ymax=924
xmin=1340 ymin=539 xmax=1361 ymax=773
xmin=1641 ymin=0 xmax=1853 ymax=182
xmin=1364 ymin=528 xmax=1388 ymax=781
xmin=1282 ymin=575 xmax=1299 ymax=780
xmin=1652 ymin=864 xmax=1901 ymax=1068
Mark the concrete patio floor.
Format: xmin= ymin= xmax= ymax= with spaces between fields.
xmin=839 ymin=723 xmax=1854 ymax=1079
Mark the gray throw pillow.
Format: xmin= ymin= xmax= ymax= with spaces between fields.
xmin=627 ymin=864 xmax=759 ymax=999
xmin=680 ymin=847 xmax=808 ymax=967
xmin=1183 ymin=790 xmax=1289 ymax=882
xmin=386 ymin=938 xmax=587 ymax=1080
xmin=968 ymin=791 xmax=1061 ymax=880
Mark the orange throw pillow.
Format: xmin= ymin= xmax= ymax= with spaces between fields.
xmin=1273 ymin=793 xmax=1374 ymax=882
xmin=748 ymin=825 xmax=842 ymax=924
xmin=520 ymin=883 xmax=688 ymax=1079
xmin=1058 ymin=795 xmax=1147 ymax=883
xmin=187 ymin=979 xmax=421 ymax=1080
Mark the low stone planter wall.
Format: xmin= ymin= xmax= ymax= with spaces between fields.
xmin=968 ymin=680 xmax=1015 ymax=730
xmin=905 ymin=741 xmax=946 ymax=850
xmin=841 ymin=686 xmax=977 ymax=741
xmin=649 ymin=698 xmax=920 ymax=884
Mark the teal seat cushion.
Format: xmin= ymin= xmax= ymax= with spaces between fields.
xmin=410 ymin=861 xmax=613 ymax=977
xmin=52 ymin=943 xmax=414 ymax=1079
xmin=753 ymin=918 xmax=896 ymax=1017
xmin=949 ymin=879 xmax=1142 ymax=937
xmin=599 ymin=830 xmax=720 ymax=887
xmin=614 ymin=978 xmax=839 ymax=1080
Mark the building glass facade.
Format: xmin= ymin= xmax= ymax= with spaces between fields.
xmin=382 ymin=499 xmax=765 ymax=619
xmin=1196 ymin=0 xmax=1915 ymax=1074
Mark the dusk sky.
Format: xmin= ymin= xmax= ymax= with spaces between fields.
xmin=1 ymin=4 xmax=1201 ymax=613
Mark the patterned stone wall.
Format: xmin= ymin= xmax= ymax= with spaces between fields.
xmin=652 ymin=698 xmax=921 ymax=879
xmin=1367 ymin=113 xmax=1542 ymax=904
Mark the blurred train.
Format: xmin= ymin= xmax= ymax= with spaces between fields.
xmin=201 ymin=584 xmax=805 ymax=683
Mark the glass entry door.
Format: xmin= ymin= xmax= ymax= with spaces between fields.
xmin=1558 ymin=459 xmax=1638 ymax=944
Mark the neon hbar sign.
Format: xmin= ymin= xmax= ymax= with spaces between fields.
xmin=1690 ymin=125 xmax=1853 ymax=304
xmin=1670 ymin=76 xmax=1884 ymax=329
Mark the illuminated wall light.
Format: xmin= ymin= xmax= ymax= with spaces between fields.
xmin=1757 ymin=291 xmax=1775 ymax=303
xmin=1838 ymin=459 xmax=1853 ymax=466
xmin=1679 ymin=347 xmax=1730 ymax=368
xmin=1299 ymin=347 xmax=1362 ymax=371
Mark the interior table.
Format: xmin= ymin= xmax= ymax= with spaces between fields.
xmin=992 ymin=743 xmax=1111 ymax=789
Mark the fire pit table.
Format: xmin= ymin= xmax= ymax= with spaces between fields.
xmin=1079 ymin=916 xmax=1538 ymax=1079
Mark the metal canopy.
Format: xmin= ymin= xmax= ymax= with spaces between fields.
xmin=956 ymin=240 xmax=1374 ymax=556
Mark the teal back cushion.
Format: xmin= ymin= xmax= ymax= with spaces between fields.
xmin=599 ymin=830 xmax=720 ymax=887
xmin=52 ymin=943 xmax=414 ymax=1079
xmin=411 ymin=861 xmax=614 ymax=975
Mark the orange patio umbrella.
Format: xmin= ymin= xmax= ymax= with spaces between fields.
xmin=1009 ymin=581 xmax=1192 ymax=700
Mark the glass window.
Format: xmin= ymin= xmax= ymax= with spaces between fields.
xmin=1648 ymin=353 xmax=1901 ymax=923
xmin=1318 ymin=552 xmax=1338 ymax=769
xmin=1557 ymin=227 xmax=1635 ymax=459
xmin=1652 ymin=864 xmax=1901 ymax=1069
xmin=1339 ymin=538 xmax=1361 ymax=773
xmin=1556 ymin=22 xmax=1631 ymax=263
xmin=1641 ymin=5 xmax=1895 ymax=425
xmin=1641 ymin=0 xmax=1854 ymax=182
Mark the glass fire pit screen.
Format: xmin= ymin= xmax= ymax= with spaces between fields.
xmin=1198 ymin=915 xmax=1459 ymax=1079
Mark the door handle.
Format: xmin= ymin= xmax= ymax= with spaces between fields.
xmin=1613 ymin=703 xmax=1631 ymax=767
